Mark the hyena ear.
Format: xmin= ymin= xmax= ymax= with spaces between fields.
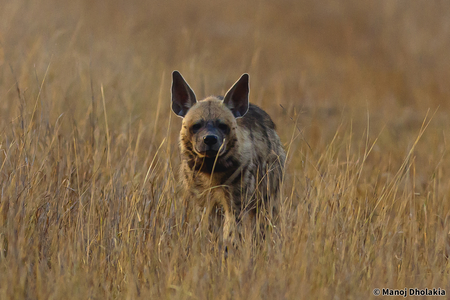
xmin=171 ymin=71 xmax=197 ymax=118
xmin=223 ymin=73 xmax=249 ymax=118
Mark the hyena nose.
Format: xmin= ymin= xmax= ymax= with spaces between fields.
xmin=203 ymin=135 xmax=218 ymax=146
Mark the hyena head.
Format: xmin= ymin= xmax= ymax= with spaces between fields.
xmin=171 ymin=71 xmax=249 ymax=161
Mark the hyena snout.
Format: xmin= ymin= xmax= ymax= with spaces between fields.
xmin=195 ymin=133 xmax=223 ymax=157
xmin=203 ymin=135 xmax=218 ymax=146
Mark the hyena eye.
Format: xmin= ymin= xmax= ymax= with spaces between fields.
xmin=218 ymin=123 xmax=229 ymax=133
xmin=191 ymin=123 xmax=202 ymax=133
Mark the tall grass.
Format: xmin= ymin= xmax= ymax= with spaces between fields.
xmin=1 ymin=0 xmax=450 ymax=299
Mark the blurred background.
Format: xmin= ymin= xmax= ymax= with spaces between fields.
xmin=1 ymin=0 xmax=450 ymax=164
xmin=2 ymin=1 xmax=450 ymax=298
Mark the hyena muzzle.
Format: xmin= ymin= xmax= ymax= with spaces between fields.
xmin=171 ymin=71 xmax=286 ymax=245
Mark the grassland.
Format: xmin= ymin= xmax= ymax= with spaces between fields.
xmin=1 ymin=0 xmax=450 ymax=299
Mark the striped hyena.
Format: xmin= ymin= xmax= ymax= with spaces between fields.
xmin=171 ymin=71 xmax=285 ymax=245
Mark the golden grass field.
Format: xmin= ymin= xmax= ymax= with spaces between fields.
xmin=1 ymin=0 xmax=450 ymax=299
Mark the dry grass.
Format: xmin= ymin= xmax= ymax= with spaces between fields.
xmin=1 ymin=0 xmax=450 ymax=299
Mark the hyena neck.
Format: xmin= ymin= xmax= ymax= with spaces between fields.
xmin=185 ymin=154 xmax=241 ymax=175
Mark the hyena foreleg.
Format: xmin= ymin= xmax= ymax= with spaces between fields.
xmin=196 ymin=187 xmax=237 ymax=248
